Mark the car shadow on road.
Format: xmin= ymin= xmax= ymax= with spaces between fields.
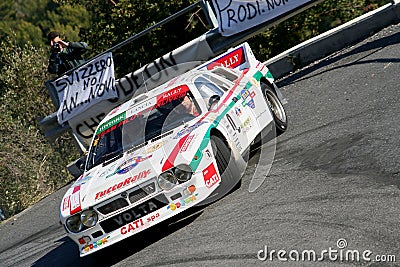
xmin=276 ymin=31 xmax=400 ymax=87
xmin=32 ymin=207 xmax=205 ymax=267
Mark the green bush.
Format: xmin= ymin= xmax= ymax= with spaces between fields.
xmin=0 ymin=34 xmax=79 ymax=220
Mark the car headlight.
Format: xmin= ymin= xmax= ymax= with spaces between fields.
xmin=157 ymin=165 xmax=193 ymax=190
xmin=81 ymin=210 xmax=98 ymax=227
xmin=65 ymin=210 xmax=98 ymax=233
xmin=157 ymin=170 xmax=178 ymax=191
xmin=174 ymin=164 xmax=193 ymax=182
xmin=66 ymin=214 xmax=83 ymax=233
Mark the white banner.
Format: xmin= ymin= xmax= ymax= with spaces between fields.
xmin=51 ymin=52 xmax=117 ymax=124
xmin=212 ymin=0 xmax=314 ymax=36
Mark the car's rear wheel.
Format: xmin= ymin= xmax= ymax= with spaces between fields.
xmin=262 ymin=82 xmax=287 ymax=135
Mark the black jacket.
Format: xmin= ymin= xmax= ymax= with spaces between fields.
xmin=48 ymin=42 xmax=88 ymax=75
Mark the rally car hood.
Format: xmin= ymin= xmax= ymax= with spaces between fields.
xmin=60 ymin=119 xmax=211 ymax=218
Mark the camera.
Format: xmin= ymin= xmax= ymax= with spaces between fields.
xmin=52 ymin=42 xmax=61 ymax=52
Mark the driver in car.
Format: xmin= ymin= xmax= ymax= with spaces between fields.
xmin=179 ymin=94 xmax=200 ymax=116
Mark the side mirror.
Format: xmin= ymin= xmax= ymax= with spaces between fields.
xmin=208 ymin=95 xmax=220 ymax=110
xmin=67 ymin=155 xmax=87 ymax=179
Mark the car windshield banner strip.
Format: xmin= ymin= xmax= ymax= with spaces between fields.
xmin=96 ymin=111 xmax=126 ymax=135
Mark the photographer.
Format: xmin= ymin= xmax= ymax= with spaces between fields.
xmin=47 ymin=31 xmax=88 ymax=75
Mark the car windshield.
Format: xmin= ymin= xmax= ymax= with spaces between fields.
xmin=86 ymin=85 xmax=200 ymax=170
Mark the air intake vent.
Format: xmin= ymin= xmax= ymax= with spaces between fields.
xmin=97 ymin=198 xmax=129 ymax=215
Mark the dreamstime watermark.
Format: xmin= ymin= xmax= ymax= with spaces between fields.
xmin=257 ymin=238 xmax=396 ymax=263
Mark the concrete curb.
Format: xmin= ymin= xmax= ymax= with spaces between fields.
xmin=265 ymin=1 xmax=400 ymax=79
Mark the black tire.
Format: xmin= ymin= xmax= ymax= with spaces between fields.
xmin=206 ymin=135 xmax=241 ymax=202
xmin=211 ymin=135 xmax=231 ymax=177
xmin=261 ymin=82 xmax=288 ymax=135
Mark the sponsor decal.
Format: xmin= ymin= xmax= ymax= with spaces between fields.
xmin=167 ymin=193 xmax=199 ymax=211
xmin=247 ymin=98 xmax=255 ymax=109
xmin=126 ymin=98 xmax=156 ymax=116
xmin=183 ymin=185 xmax=197 ymax=196
xmin=241 ymin=89 xmax=250 ymax=100
xmin=82 ymin=236 xmax=110 ymax=253
xmin=112 ymin=199 xmax=162 ymax=227
xmin=98 ymin=163 xmax=118 ymax=178
xmin=206 ymin=47 xmax=245 ymax=70
xmin=120 ymin=218 xmax=144 ymax=235
xmin=95 ymin=169 xmax=151 ymax=200
xmin=146 ymin=212 xmax=160 ymax=223
xmin=204 ymin=149 xmax=212 ymax=159
xmin=105 ymin=156 xmax=152 ymax=179
xmin=225 ymin=121 xmax=243 ymax=151
xmin=156 ymin=85 xmax=190 ymax=106
xmin=62 ymin=196 xmax=70 ymax=212
xmin=226 ymin=113 xmax=241 ymax=133
xmin=116 ymin=155 xmax=152 ymax=175
xmin=96 ymin=112 xmax=126 ymax=135
xmin=235 ymin=107 xmax=242 ymax=116
xmin=145 ymin=140 xmax=167 ymax=154
xmin=249 ymin=77 xmax=258 ymax=86
xmin=241 ymin=117 xmax=252 ymax=132
xmin=70 ymin=186 xmax=82 ymax=215
xmin=202 ymin=163 xmax=220 ymax=188
xmin=120 ymin=212 xmax=161 ymax=235
xmin=174 ymin=121 xmax=207 ymax=139
xmin=240 ymin=89 xmax=256 ymax=109
xmin=74 ymin=175 xmax=92 ymax=186
xmin=180 ymin=134 xmax=195 ymax=152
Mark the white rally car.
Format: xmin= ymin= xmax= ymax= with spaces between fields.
xmin=59 ymin=43 xmax=287 ymax=256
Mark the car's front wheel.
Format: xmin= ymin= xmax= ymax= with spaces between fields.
xmin=262 ymin=82 xmax=288 ymax=135
xmin=206 ymin=134 xmax=241 ymax=202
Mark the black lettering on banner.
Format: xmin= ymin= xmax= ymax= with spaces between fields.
xmin=60 ymin=92 xmax=79 ymax=120
xmin=79 ymin=66 xmax=89 ymax=79
xmin=159 ymin=52 xmax=178 ymax=70
xmin=214 ymin=0 xmax=290 ymax=33
xmin=145 ymin=61 xmax=162 ymax=81
xmin=118 ymin=75 xmax=136 ymax=96
xmin=152 ymin=52 xmax=178 ymax=82
xmin=238 ymin=5 xmax=246 ymax=22
xmin=213 ymin=0 xmax=233 ymax=32
xmin=71 ymin=51 xmax=181 ymax=142
xmin=266 ymin=0 xmax=289 ymax=11
xmin=55 ymin=78 xmax=68 ymax=92
xmin=76 ymin=124 xmax=93 ymax=139
xmin=55 ymin=53 xmax=117 ymax=123
xmin=76 ymin=113 xmax=106 ymax=139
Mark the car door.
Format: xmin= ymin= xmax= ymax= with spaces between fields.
xmin=194 ymin=74 xmax=250 ymax=153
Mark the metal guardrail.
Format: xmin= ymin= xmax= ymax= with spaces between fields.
xmin=266 ymin=0 xmax=400 ymax=79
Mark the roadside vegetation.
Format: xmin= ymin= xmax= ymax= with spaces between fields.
xmin=0 ymin=0 xmax=389 ymax=220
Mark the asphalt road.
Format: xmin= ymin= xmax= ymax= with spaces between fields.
xmin=1 ymin=23 xmax=400 ymax=267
